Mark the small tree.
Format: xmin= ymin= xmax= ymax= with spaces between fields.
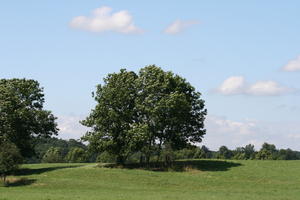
xmin=42 ymin=147 xmax=64 ymax=163
xmin=194 ymin=145 xmax=211 ymax=159
xmin=233 ymin=147 xmax=246 ymax=160
xmin=256 ymin=143 xmax=278 ymax=160
xmin=161 ymin=142 xmax=175 ymax=167
xmin=218 ymin=146 xmax=233 ymax=159
xmin=65 ymin=148 xmax=87 ymax=163
xmin=0 ymin=139 xmax=23 ymax=185
xmin=243 ymin=144 xmax=256 ymax=159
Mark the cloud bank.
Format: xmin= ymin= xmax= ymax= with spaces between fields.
xmin=70 ymin=6 xmax=143 ymax=34
xmin=164 ymin=20 xmax=199 ymax=34
xmin=216 ymin=76 xmax=293 ymax=96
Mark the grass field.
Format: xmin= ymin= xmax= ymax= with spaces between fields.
xmin=1 ymin=160 xmax=300 ymax=200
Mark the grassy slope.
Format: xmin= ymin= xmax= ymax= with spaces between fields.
xmin=0 ymin=160 xmax=300 ymax=200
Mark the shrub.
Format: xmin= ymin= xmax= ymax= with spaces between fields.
xmin=65 ymin=148 xmax=87 ymax=163
xmin=42 ymin=147 xmax=64 ymax=163
xmin=96 ymin=152 xmax=116 ymax=163
xmin=0 ymin=140 xmax=23 ymax=186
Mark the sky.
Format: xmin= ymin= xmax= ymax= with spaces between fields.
xmin=1 ymin=0 xmax=300 ymax=150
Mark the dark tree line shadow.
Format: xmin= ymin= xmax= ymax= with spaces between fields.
xmin=15 ymin=164 xmax=83 ymax=176
xmin=2 ymin=164 xmax=83 ymax=187
xmin=4 ymin=178 xmax=37 ymax=187
xmin=101 ymin=159 xmax=242 ymax=172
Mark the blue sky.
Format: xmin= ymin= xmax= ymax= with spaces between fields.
xmin=1 ymin=0 xmax=300 ymax=150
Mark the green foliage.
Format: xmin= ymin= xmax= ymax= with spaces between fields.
xmin=278 ymin=148 xmax=298 ymax=160
xmin=134 ymin=66 xmax=206 ymax=163
xmin=82 ymin=66 xmax=207 ymax=165
xmin=81 ymin=69 xmax=138 ymax=164
xmin=256 ymin=149 xmax=273 ymax=160
xmin=28 ymin=137 xmax=87 ymax=163
xmin=0 ymin=139 xmax=23 ymax=185
xmin=193 ymin=145 xmax=212 ymax=159
xmin=0 ymin=79 xmax=58 ymax=157
xmin=232 ymin=144 xmax=256 ymax=160
xmin=65 ymin=148 xmax=88 ymax=163
xmin=174 ymin=147 xmax=197 ymax=160
xmin=161 ymin=143 xmax=175 ymax=166
xmin=96 ymin=151 xmax=116 ymax=163
xmin=42 ymin=147 xmax=64 ymax=163
xmin=243 ymin=144 xmax=256 ymax=159
xmin=256 ymin=143 xmax=278 ymax=160
xmin=217 ymin=146 xmax=233 ymax=159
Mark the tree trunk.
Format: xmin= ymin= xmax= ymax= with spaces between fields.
xmin=145 ymin=138 xmax=152 ymax=168
xmin=116 ymin=155 xmax=124 ymax=166
xmin=1 ymin=175 xmax=7 ymax=186
xmin=139 ymin=154 xmax=144 ymax=166
xmin=145 ymin=153 xmax=151 ymax=168
xmin=156 ymin=140 xmax=162 ymax=164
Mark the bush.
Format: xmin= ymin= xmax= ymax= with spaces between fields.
xmin=65 ymin=148 xmax=87 ymax=163
xmin=218 ymin=146 xmax=233 ymax=159
xmin=174 ymin=148 xmax=195 ymax=160
xmin=0 ymin=140 xmax=23 ymax=186
xmin=161 ymin=143 xmax=175 ymax=167
xmin=42 ymin=147 xmax=64 ymax=163
xmin=193 ymin=146 xmax=211 ymax=159
xmin=96 ymin=152 xmax=116 ymax=163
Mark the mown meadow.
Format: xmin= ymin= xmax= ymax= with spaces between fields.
xmin=1 ymin=160 xmax=299 ymax=200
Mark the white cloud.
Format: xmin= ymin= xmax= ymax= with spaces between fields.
xmin=247 ymin=81 xmax=290 ymax=96
xmin=206 ymin=115 xmax=257 ymax=136
xmin=216 ymin=76 xmax=293 ymax=96
xmin=57 ymin=115 xmax=89 ymax=139
xmin=70 ymin=6 xmax=143 ymax=34
xmin=203 ymin=115 xmax=300 ymax=151
xmin=164 ymin=20 xmax=199 ymax=34
xmin=282 ymin=56 xmax=300 ymax=72
xmin=217 ymin=76 xmax=246 ymax=95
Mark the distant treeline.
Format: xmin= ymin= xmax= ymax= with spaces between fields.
xmin=28 ymin=137 xmax=300 ymax=163
xmin=27 ymin=137 xmax=89 ymax=163
xmin=171 ymin=143 xmax=300 ymax=161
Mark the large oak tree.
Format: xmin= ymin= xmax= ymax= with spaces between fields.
xmin=82 ymin=66 xmax=207 ymax=165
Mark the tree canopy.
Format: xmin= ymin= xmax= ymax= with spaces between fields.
xmin=0 ymin=79 xmax=58 ymax=157
xmin=81 ymin=65 xmax=207 ymax=164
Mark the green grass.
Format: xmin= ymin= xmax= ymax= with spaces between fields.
xmin=1 ymin=160 xmax=300 ymax=200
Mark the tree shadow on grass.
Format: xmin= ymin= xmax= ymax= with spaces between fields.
xmin=171 ymin=160 xmax=242 ymax=172
xmin=1 ymin=164 xmax=83 ymax=187
xmin=101 ymin=159 xmax=242 ymax=172
xmin=15 ymin=164 xmax=83 ymax=176
xmin=6 ymin=178 xmax=36 ymax=187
